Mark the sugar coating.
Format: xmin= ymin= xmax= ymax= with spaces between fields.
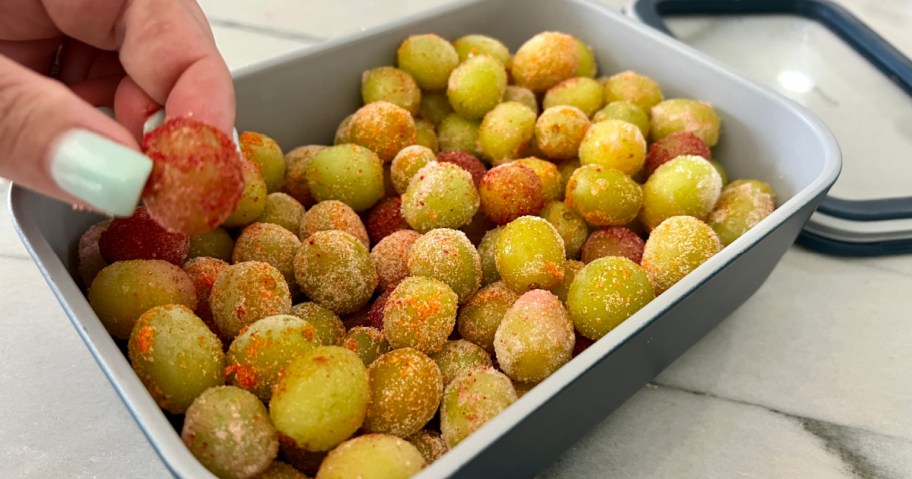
xmin=511 ymin=31 xmax=579 ymax=93
xmin=210 ymin=261 xmax=292 ymax=339
xmin=493 ymin=289 xmax=575 ymax=383
xmin=77 ymin=219 xmax=110 ymax=289
xmin=479 ymin=162 xmax=545 ymax=225
xmin=707 ymin=179 xmax=776 ymax=246
xmin=257 ymin=193 xmax=305 ymax=234
xmin=290 ymin=302 xmax=346 ymax=346
xmin=440 ymin=367 xmax=517 ymax=448
xmin=334 ymin=114 xmax=354 ymax=145
xmin=593 ymin=100 xmax=650 ymax=138
xmin=233 ymin=222 xmax=302 ymax=287
xmin=515 ymin=157 xmax=563 ymax=202
xmin=391 ymin=145 xmax=436 ymax=195
xmin=539 ymin=201 xmax=589 ymax=260
xmin=581 ymin=226 xmax=646 ymax=264
xmin=397 ymin=33 xmax=459 ymax=91
xmin=650 ymin=98 xmax=721 ymax=146
xmin=342 ymin=326 xmax=391 ymax=367
xmin=364 ymin=347 xmax=443 ymax=437
xmin=494 ymin=216 xmax=566 ymax=293
xmin=641 ymin=155 xmax=723 ymax=231
xmin=502 ymin=85 xmax=539 ymax=114
xmin=305 ymin=144 xmax=385 ymax=212
xmin=548 ymin=259 xmax=584 ymax=304
xmin=315 ymin=433 xmax=425 ymax=479
xmin=578 ymin=119 xmax=647 ymax=176
xmin=371 ymin=230 xmax=422 ymax=292
xmin=349 ymin=101 xmax=417 ymax=162
xmin=223 ymin=156 xmax=268 ymax=228
xmin=645 ymin=131 xmax=711 ymax=176
xmin=407 ymin=228 xmax=482 ymax=304
xmin=401 ymin=162 xmax=480 ymax=232
xmin=477 ymin=227 xmax=503 ymax=286
xmin=366 ymin=197 xmax=411 ymax=245
xmin=188 ymin=227 xmax=234 ymax=262
xmin=567 ymin=163 xmax=644 ymax=226
xmin=437 ymin=150 xmax=487 ymax=187
xmin=383 ymin=276 xmax=458 ymax=354
xmin=478 ymin=102 xmax=538 ymax=165
xmin=641 ymin=216 xmax=722 ymax=294
xmin=447 ymin=55 xmax=508 ymax=120
xmin=367 ymin=289 xmax=393 ymax=330
xmin=566 ymin=256 xmax=654 ymax=340
xmin=99 ymin=206 xmax=189 ymax=266
xmin=283 ymin=144 xmax=326 ymax=207
xmin=453 ymin=34 xmax=511 ymax=67
xmin=534 ymin=105 xmax=590 ymax=161
xmin=437 ymin=113 xmax=482 ymax=157
xmin=182 ymin=256 xmax=229 ymax=337
xmin=406 ymin=429 xmax=448 ymax=464
xmin=240 ymin=131 xmax=286 ymax=194
xmin=430 ymin=339 xmax=493 ymax=385
xmin=419 ymin=90 xmax=454 ymax=126
xmin=361 ymin=66 xmax=422 ymax=114
xmin=414 ymin=119 xmax=439 ymax=153
xmin=299 ymin=200 xmax=369 ymax=249
xmin=542 ymin=77 xmax=604 ymax=117
xmin=293 ymin=230 xmax=377 ymax=315
xmin=603 ymin=70 xmax=664 ymax=112
xmin=458 ymin=281 xmax=519 ymax=355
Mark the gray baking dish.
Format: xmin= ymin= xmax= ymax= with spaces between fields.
xmin=9 ymin=0 xmax=841 ymax=477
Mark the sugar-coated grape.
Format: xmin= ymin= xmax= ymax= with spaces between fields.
xmin=556 ymin=158 xmax=580 ymax=192
xmin=256 ymin=461 xmax=309 ymax=479
xmin=233 ymin=222 xmax=301 ymax=288
xmin=362 ymin=66 xmax=421 ymax=114
xmin=334 ymin=114 xmax=354 ymax=145
xmin=459 ymin=211 xmax=494 ymax=246
xmin=401 ymin=162 xmax=480 ymax=232
xmin=406 ymin=430 xmax=448 ymax=464
xmin=430 ymin=339 xmax=493 ymax=385
xmin=223 ymin=155 xmax=268 ymax=228
xmin=383 ymin=276 xmax=458 ymax=354
xmin=476 ymin=227 xmax=502 ymax=286
xmin=707 ymin=179 xmax=776 ymax=246
xmin=371 ymin=230 xmax=422 ymax=292
xmin=366 ymin=197 xmax=410 ymax=244
xmin=567 ymin=256 xmax=654 ymax=339
xmin=77 ymin=219 xmax=110 ymax=289
xmin=283 ymin=145 xmax=326 ymax=207
xmin=581 ymin=226 xmax=645 ymax=264
xmin=257 ymin=193 xmax=305 ymax=234
xmin=407 ymin=228 xmax=481 ymax=304
xmin=343 ymin=326 xmax=391 ymax=367
xmin=494 ymin=289 xmax=574 ymax=382
xmin=457 ymin=281 xmax=518 ymax=354
xmin=603 ymin=70 xmax=664 ymax=112
xmin=128 ymin=304 xmax=224 ymax=413
xmin=593 ymin=100 xmax=649 ymax=138
xmin=548 ymin=259 xmax=584 ymax=303
xmin=349 ymin=101 xmax=417 ymax=163
xmin=573 ymin=37 xmax=597 ymax=78
xmin=542 ymin=77 xmax=604 ymax=117
xmin=290 ymin=302 xmax=346 ymax=346
xmin=210 ymin=261 xmax=292 ymax=339
xmin=539 ymin=201 xmax=589 ymax=259
xmin=188 ymin=227 xmax=234 ymax=262
xmin=298 ymin=200 xmax=369 ymax=249
xmin=315 ymin=434 xmax=425 ymax=479
xmin=437 ymin=113 xmax=481 ymax=157
xmin=478 ymin=102 xmax=537 ymax=165
xmin=534 ymin=106 xmax=590 ymax=161
xmin=240 ymin=131 xmax=286 ymax=194
xmin=565 ymin=164 xmax=643 ymax=226
xmin=578 ymin=119 xmax=647 ymax=176
xmin=510 ymin=31 xmax=578 ymax=92
xmin=306 ymin=144 xmax=384 ymax=212
xmin=99 ymin=206 xmax=189 ymax=266
xmin=418 ymin=90 xmax=453 ymax=126
xmin=390 ymin=145 xmax=436 ymax=195
xmin=397 ymin=33 xmax=459 ymax=91
xmin=437 ymin=150 xmax=486 ymax=187
xmin=447 ymin=55 xmax=507 ymax=119
xmin=364 ymin=347 xmax=443 ymax=437
xmin=644 ymin=131 xmax=711 ymax=177
xmin=453 ymin=34 xmax=511 ymax=67
xmin=440 ymin=367 xmax=516 ymax=448
xmin=515 ymin=157 xmax=563 ymax=202
xmin=414 ymin=119 xmax=439 ymax=153
xmin=293 ymin=230 xmax=377 ymax=315
xmin=502 ymin=85 xmax=538 ymax=114
xmin=640 ymin=155 xmax=722 ymax=231
xmin=478 ymin=162 xmax=545 ymax=225
xmin=641 ymin=216 xmax=721 ymax=294
xmin=496 ymin=216 xmax=566 ymax=293
xmin=183 ymin=256 xmax=229 ymax=339
xmin=650 ymin=98 xmax=721 ymax=146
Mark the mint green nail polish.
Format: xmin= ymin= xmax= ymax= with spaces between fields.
xmin=50 ymin=129 xmax=152 ymax=217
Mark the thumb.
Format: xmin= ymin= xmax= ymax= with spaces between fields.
xmin=0 ymin=54 xmax=151 ymax=216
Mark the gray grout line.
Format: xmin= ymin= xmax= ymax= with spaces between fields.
xmin=207 ymin=18 xmax=328 ymax=43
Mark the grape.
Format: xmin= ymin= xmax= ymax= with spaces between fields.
xmin=141 ymin=118 xmax=244 ymax=234
xmin=407 ymin=228 xmax=481 ymax=303
xmin=383 ymin=276 xmax=458 ymax=354
xmin=603 ymin=70 xmax=664 ymax=112
xmin=401 ymin=162 xmax=480 ymax=232
xmin=364 ymin=347 xmax=443 ymax=437
xmin=188 ymin=227 xmax=234 ymax=262
xmin=478 ymin=102 xmax=537 ymax=165
xmin=233 ymin=222 xmax=301 ymax=288
xmin=181 ymin=386 xmax=278 ymax=479
xmin=453 ymin=34 xmax=511 ymax=67
xmin=459 ymin=211 xmax=494 ymax=246
xmin=128 ymin=304 xmax=224 ymax=413
xmin=502 ymin=85 xmax=538 ymax=114
xmin=447 ymin=55 xmax=507 ymax=119
xmin=565 ymin=164 xmax=643 ymax=226
xmin=350 ymin=102 xmax=418 ymax=163
xmin=707 ymin=179 xmax=776 ymax=246
xmin=89 ymin=259 xmax=197 ymax=340
xmin=342 ymin=326 xmax=391 ymax=367
xmin=315 ymin=434 xmax=424 ymax=479
xmin=299 ymin=200 xmax=369 ymax=249
xmin=493 ymin=289 xmax=574 ymax=382
xmin=478 ymin=162 xmax=545 ymax=225
xmin=534 ymin=106 xmax=590 ymax=161
xmin=539 ymin=201 xmax=588 ymax=259
xmin=429 ymin=339 xmax=493 ymax=385
xmin=257 ymin=193 xmax=305 ymax=234
xmin=366 ymin=289 xmax=392 ymax=331
xmin=581 ymin=226 xmax=645 ymax=264
xmin=437 ymin=113 xmax=481 ymax=157
xmin=366 ymin=197 xmax=410 ymax=244
xmin=282 ymin=145 xmax=325 ymax=207
xmin=293 ymin=230 xmax=377 ymax=315
xmin=476 ymin=226 xmax=502 ymax=286
xmin=578 ymin=119 xmax=647 ymax=176
xmin=567 ymin=256 xmax=654 ymax=339
xmin=210 ymin=261 xmax=292 ymax=339
xmin=361 ymin=66 xmax=421 ymax=114
xmin=495 ymin=216 xmax=566 ymax=293
xmin=640 ymin=155 xmax=722 ymax=231
xmin=592 ymin=101 xmax=649 ymax=138
xmin=390 ymin=145 xmax=436 ymax=195
xmin=457 ymin=281 xmax=518 ymax=354
xmin=510 ymin=31 xmax=578 ymax=92
xmin=515 ymin=157 xmax=563 ymax=202
xmin=225 ymin=314 xmax=318 ymax=402
xmin=406 ymin=430 xmax=447 ymax=464
xmin=548 ymin=259 xmax=584 ymax=303
xmin=440 ymin=367 xmax=516 ymax=448
xmin=437 ymin=150 xmax=486 ymax=187
xmin=305 ymin=144 xmax=384 ymax=212
xmin=99 ymin=206 xmax=189 ymax=266
xmin=240 ymin=131 xmax=286 ymax=194
xmin=77 ymin=219 xmax=110 ymax=289
xmin=556 ymin=158 xmax=580 ymax=192
xmin=573 ymin=37 xmax=597 ymax=78
xmin=650 ymin=98 xmax=721 ymax=146
xmin=279 ymin=443 xmax=326 ymax=478
xmin=641 ymin=216 xmax=721 ymax=294
xmin=290 ymin=302 xmax=346 ymax=346
xmin=371 ymin=230 xmax=422 ymax=292
xmin=644 ymin=131 xmax=711 ymax=177
xmin=223 ymin=155 xmax=268 ymax=228
xmin=334 ymin=114 xmax=354 ymax=145
xmin=710 ymin=160 xmax=729 ymax=186
xmin=542 ymin=77 xmax=604 ymax=117
xmin=414 ymin=119 xmax=439 ymax=153
xmin=397 ymin=33 xmax=459 ymax=91
xmin=182 ymin=256 xmax=229 ymax=340
xmin=418 ymin=90 xmax=453 ymax=126
xmin=256 ymin=461 xmax=309 ymax=479
xmin=270 ymin=346 xmax=369 ymax=452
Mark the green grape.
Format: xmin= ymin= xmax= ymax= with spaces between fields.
xmin=578 ymin=119 xmax=647 ymax=176
xmin=641 ymin=216 xmax=721 ymax=294
xmin=210 ymin=261 xmax=292 ymax=339
xmin=567 ymin=256 xmax=654 ymax=340
xmin=707 ymin=179 xmax=776 ymax=246
xmin=407 ymin=228 xmax=481 ymax=303
xmin=457 ymin=281 xmax=518 ymax=354
xmin=414 ymin=119 xmax=439 ymax=153
xmin=293 ymin=230 xmax=377 ymax=315
xmin=447 ymin=55 xmax=507 ymax=119
xmin=418 ymin=90 xmax=453 ymax=126
xmin=406 ymin=430 xmax=448 ymax=464
xmin=371 ymin=230 xmax=422 ymax=292
xmin=89 ymin=259 xmax=197 ymax=340
xmin=437 ymin=113 xmax=481 ymax=157
xmin=240 ymin=131 xmax=285 ymax=194
xmin=512 ymin=380 xmax=537 ymax=398
xmin=223 ymin=156 xmax=268 ymax=228
xmin=650 ymin=98 xmax=721 ymax=146
xmin=478 ymin=102 xmax=536 ymax=165
xmin=182 ymin=256 xmax=229 ymax=339
xmin=429 ymin=339 xmax=493 ymax=385
xmin=476 ymin=226 xmax=502 ymax=286
xmin=565 ymin=164 xmax=643 ymax=226
xmin=603 ymin=70 xmax=664 ymax=112
xmin=592 ymin=100 xmax=649 ymax=138
xmin=397 ymin=33 xmax=459 ymax=91
xmin=493 ymin=289 xmax=574 ymax=382
xmin=515 ymin=157 xmax=563 ymax=202
xmin=298 ymin=200 xmax=369 ymax=249
xmin=548 ymin=259 xmax=584 ymax=303
xmin=225 ymin=314 xmax=318 ymax=402
xmin=479 ymin=163 xmax=545 ymax=225
xmin=710 ymin=159 xmax=729 ymax=186
xmin=283 ymin=144 xmax=325 ymax=207
xmin=364 ymin=348 xmax=443 ymax=437
xmin=502 ymin=85 xmax=538 ymax=114
xmin=640 ymin=155 xmax=722 ymax=231
xmin=453 ymin=34 xmax=511 ymax=67
xmin=557 ymin=158 xmax=580 ymax=193
xmin=401 ymin=162 xmax=480 ymax=232
xmin=361 ymin=66 xmax=421 ymax=114
xmin=440 ymin=367 xmax=516 ymax=448
xmin=233 ymin=222 xmax=301 ymax=287
xmin=573 ymin=37 xmax=598 ymax=78
xmin=128 ymin=304 xmax=224 ymax=413
xmin=390 ymin=145 xmax=436 ymax=195
xmin=334 ymin=114 xmax=354 ymax=145
xmin=342 ymin=326 xmax=391 ymax=366
xmin=188 ymin=227 xmax=234 ymax=262
xmin=383 ymin=276 xmax=458 ymax=354
xmin=510 ymin=31 xmax=578 ymax=92
xmin=315 ymin=434 xmax=425 ymax=479
xmin=539 ymin=201 xmax=588 ymax=259
xmin=256 ymin=461 xmax=309 ymax=479
xmin=495 ymin=216 xmax=566 ymax=293
xmin=290 ymin=302 xmax=346 ymax=346
xmin=305 ymin=144 xmax=384 ymax=212
xmin=182 ymin=386 xmax=278 ymax=479
xmin=257 ymin=193 xmax=305 ymax=234
xmin=542 ymin=77 xmax=603 ymax=117
xmin=270 ymin=346 xmax=369 ymax=452
xmin=534 ymin=106 xmax=590 ymax=161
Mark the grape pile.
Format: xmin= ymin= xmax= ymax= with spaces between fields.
xmin=78 ymin=29 xmax=777 ymax=479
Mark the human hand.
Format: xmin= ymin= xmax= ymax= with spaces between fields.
xmin=0 ymin=0 xmax=234 ymax=216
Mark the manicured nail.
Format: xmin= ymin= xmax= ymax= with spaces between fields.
xmin=233 ymin=128 xmax=242 ymax=154
xmin=50 ymin=129 xmax=153 ymax=217
xmin=143 ymin=109 xmax=166 ymax=135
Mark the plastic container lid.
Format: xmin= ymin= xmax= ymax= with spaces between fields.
xmin=627 ymin=0 xmax=912 ymax=256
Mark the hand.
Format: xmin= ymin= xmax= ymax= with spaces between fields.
xmin=0 ymin=0 xmax=234 ymax=216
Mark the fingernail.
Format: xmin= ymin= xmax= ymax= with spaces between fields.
xmin=50 ymin=129 xmax=153 ymax=217
xmin=233 ymin=128 xmax=242 ymax=154
xmin=143 ymin=109 xmax=166 ymax=135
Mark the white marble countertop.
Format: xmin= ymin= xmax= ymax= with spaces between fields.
xmin=2 ymin=0 xmax=911 ymax=477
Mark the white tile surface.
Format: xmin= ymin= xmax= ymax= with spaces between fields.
xmin=209 ymin=24 xmax=313 ymax=72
